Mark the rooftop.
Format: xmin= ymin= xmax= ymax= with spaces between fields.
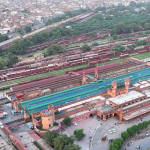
xmin=15 ymin=131 xmax=38 ymax=150
xmin=18 ymin=67 xmax=150 ymax=116
xmin=123 ymin=105 xmax=150 ymax=120
xmin=108 ymin=91 xmax=144 ymax=105
xmin=97 ymin=105 xmax=115 ymax=114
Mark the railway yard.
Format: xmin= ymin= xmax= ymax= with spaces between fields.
xmin=1 ymin=28 xmax=150 ymax=150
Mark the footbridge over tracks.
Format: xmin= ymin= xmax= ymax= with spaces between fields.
xmin=18 ymin=67 xmax=150 ymax=116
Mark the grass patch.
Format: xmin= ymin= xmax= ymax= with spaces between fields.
xmin=34 ymin=142 xmax=43 ymax=150
xmin=132 ymin=51 xmax=150 ymax=59
xmin=68 ymin=42 xmax=84 ymax=48
xmin=0 ymin=51 xmax=150 ymax=88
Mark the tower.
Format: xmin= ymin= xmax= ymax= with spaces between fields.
xmin=95 ymin=66 xmax=98 ymax=79
xmin=125 ymin=76 xmax=130 ymax=93
xmin=111 ymin=80 xmax=117 ymax=97
xmin=41 ymin=109 xmax=53 ymax=130
xmin=82 ymin=69 xmax=87 ymax=84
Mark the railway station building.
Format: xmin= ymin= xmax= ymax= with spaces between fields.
xmin=7 ymin=58 xmax=150 ymax=130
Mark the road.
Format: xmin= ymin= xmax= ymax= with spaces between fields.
xmin=91 ymin=114 xmax=150 ymax=150
xmin=126 ymin=137 xmax=150 ymax=150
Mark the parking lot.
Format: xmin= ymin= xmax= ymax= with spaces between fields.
xmin=0 ymin=103 xmax=24 ymax=124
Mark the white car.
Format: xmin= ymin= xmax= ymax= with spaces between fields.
xmin=112 ymin=129 xmax=116 ymax=133
xmin=108 ymin=130 xmax=112 ymax=134
xmin=73 ymin=122 xmax=77 ymax=126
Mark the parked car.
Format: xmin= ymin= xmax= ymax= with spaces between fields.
xmin=112 ymin=129 xmax=116 ymax=133
xmin=11 ymin=110 xmax=20 ymax=115
xmin=146 ymin=133 xmax=149 ymax=137
xmin=72 ymin=122 xmax=77 ymax=126
xmin=137 ymin=145 xmax=140 ymax=149
xmin=108 ymin=130 xmax=112 ymax=134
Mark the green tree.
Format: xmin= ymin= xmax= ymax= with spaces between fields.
xmin=109 ymin=138 xmax=123 ymax=150
xmin=148 ymin=120 xmax=150 ymax=125
xmin=131 ymin=125 xmax=139 ymax=133
xmin=0 ymin=57 xmax=7 ymax=70
xmin=112 ymin=44 xmax=125 ymax=52
xmin=7 ymin=52 xmax=18 ymax=67
xmin=24 ymin=26 xmax=31 ymax=33
xmin=92 ymin=42 xmax=99 ymax=46
xmin=64 ymin=144 xmax=81 ymax=150
xmin=113 ymin=34 xmax=118 ymax=40
xmin=127 ymin=127 xmax=135 ymax=136
xmin=45 ymin=19 xmax=52 ymax=26
xmin=138 ymin=122 xmax=144 ymax=130
xmin=143 ymin=121 xmax=149 ymax=129
xmin=53 ymin=134 xmax=74 ymax=150
xmin=82 ymin=44 xmax=91 ymax=52
xmin=0 ymin=47 xmax=3 ymax=55
xmin=54 ymin=111 xmax=61 ymax=115
xmin=144 ymin=23 xmax=150 ymax=30
xmin=17 ymin=28 xmax=24 ymax=35
xmin=121 ymin=131 xmax=129 ymax=141
xmin=63 ymin=116 xmax=72 ymax=126
xmin=0 ymin=33 xmax=8 ymax=42
xmin=46 ymin=44 xmax=66 ymax=56
xmin=74 ymin=129 xmax=85 ymax=140
xmin=8 ymin=39 xmax=26 ymax=54
xmin=43 ymin=130 xmax=59 ymax=147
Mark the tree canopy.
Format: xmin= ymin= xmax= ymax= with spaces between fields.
xmin=109 ymin=138 xmax=123 ymax=150
xmin=92 ymin=42 xmax=99 ymax=46
xmin=46 ymin=44 xmax=66 ymax=56
xmin=112 ymin=44 xmax=125 ymax=52
xmin=121 ymin=131 xmax=129 ymax=141
xmin=0 ymin=33 xmax=8 ymax=43
xmin=6 ymin=52 xmax=18 ymax=67
xmin=24 ymin=26 xmax=31 ymax=33
xmin=0 ymin=57 xmax=7 ymax=70
xmin=82 ymin=44 xmax=91 ymax=52
xmin=74 ymin=129 xmax=85 ymax=140
xmin=63 ymin=144 xmax=81 ymax=150
xmin=8 ymin=39 xmax=27 ymax=54
xmin=43 ymin=130 xmax=59 ymax=147
xmin=63 ymin=116 xmax=72 ymax=126
xmin=53 ymin=134 xmax=74 ymax=150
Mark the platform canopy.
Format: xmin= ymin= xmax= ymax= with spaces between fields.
xmin=18 ymin=67 xmax=150 ymax=116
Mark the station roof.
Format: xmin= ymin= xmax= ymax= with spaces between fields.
xmin=12 ymin=74 xmax=71 ymax=92
xmin=107 ymin=91 xmax=144 ymax=105
xmin=18 ymin=67 xmax=150 ymax=116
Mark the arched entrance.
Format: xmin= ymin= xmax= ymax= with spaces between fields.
xmin=114 ymin=113 xmax=117 ymax=116
xmin=90 ymin=114 xmax=94 ymax=118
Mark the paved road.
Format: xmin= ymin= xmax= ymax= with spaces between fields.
xmin=91 ymin=113 xmax=150 ymax=150
xmin=126 ymin=137 xmax=150 ymax=150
